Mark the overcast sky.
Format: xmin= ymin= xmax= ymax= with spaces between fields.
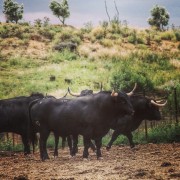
xmin=0 ymin=0 xmax=180 ymax=27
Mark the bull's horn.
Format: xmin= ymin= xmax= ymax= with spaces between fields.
xmin=151 ymin=100 xmax=167 ymax=107
xmin=68 ymin=87 xmax=81 ymax=97
xmin=126 ymin=83 xmax=137 ymax=96
xmin=62 ymin=90 xmax=68 ymax=98
xmin=111 ymin=90 xmax=118 ymax=97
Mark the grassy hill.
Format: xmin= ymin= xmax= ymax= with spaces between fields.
xmin=0 ymin=22 xmax=180 ymax=99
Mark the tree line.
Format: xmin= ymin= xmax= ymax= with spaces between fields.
xmin=2 ymin=0 xmax=170 ymax=31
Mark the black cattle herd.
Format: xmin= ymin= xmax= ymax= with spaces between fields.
xmin=0 ymin=84 xmax=167 ymax=161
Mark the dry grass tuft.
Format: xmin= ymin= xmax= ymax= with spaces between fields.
xmin=170 ymin=59 xmax=180 ymax=69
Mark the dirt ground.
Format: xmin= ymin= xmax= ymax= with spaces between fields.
xmin=0 ymin=143 xmax=179 ymax=180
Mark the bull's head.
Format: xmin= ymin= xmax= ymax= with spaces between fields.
xmin=111 ymin=90 xmax=134 ymax=116
xmin=145 ymin=99 xmax=167 ymax=121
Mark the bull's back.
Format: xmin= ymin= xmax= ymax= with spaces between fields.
xmin=0 ymin=103 xmax=28 ymax=133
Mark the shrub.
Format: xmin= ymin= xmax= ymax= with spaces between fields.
xmin=55 ymin=28 xmax=81 ymax=45
xmin=110 ymin=60 xmax=154 ymax=91
xmin=178 ymin=43 xmax=180 ymax=50
xmin=154 ymin=35 xmax=162 ymax=44
xmin=38 ymin=27 xmax=55 ymax=40
xmin=100 ymin=39 xmax=113 ymax=48
xmin=160 ymin=31 xmax=176 ymax=41
xmin=59 ymin=29 xmax=72 ymax=41
xmin=0 ymin=24 xmax=30 ymax=39
xmin=91 ymin=27 xmax=105 ymax=40
xmin=113 ymin=123 xmax=180 ymax=146
xmin=0 ymin=140 xmax=23 ymax=151
xmin=174 ymin=30 xmax=180 ymax=41
xmin=148 ymin=123 xmax=180 ymax=143
xmin=50 ymin=49 xmax=77 ymax=63
xmin=81 ymin=21 xmax=93 ymax=33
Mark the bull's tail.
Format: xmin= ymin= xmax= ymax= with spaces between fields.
xmin=28 ymin=98 xmax=40 ymax=153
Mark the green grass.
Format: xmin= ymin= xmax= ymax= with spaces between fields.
xmin=0 ymin=140 xmax=23 ymax=152
xmin=111 ymin=123 xmax=180 ymax=146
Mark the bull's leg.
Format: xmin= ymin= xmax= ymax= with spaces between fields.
xmin=67 ymin=135 xmax=73 ymax=156
xmin=72 ymin=135 xmax=78 ymax=156
xmin=21 ymin=135 xmax=31 ymax=155
xmin=62 ymin=136 xmax=66 ymax=149
xmin=106 ymin=130 xmax=121 ymax=150
xmin=125 ymin=132 xmax=135 ymax=148
xmin=40 ymin=129 xmax=50 ymax=161
xmin=94 ymin=138 xmax=102 ymax=159
xmin=54 ymin=134 xmax=59 ymax=157
xmin=83 ymin=137 xmax=90 ymax=159
xmin=89 ymin=140 xmax=96 ymax=152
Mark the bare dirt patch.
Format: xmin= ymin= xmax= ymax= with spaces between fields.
xmin=0 ymin=143 xmax=179 ymax=180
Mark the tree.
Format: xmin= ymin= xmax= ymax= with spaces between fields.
xmin=49 ymin=0 xmax=70 ymax=25
xmin=148 ymin=5 xmax=170 ymax=31
xmin=3 ymin=0 xmax=23 ymax=24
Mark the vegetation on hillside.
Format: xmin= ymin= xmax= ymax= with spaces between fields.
xmin=0 ymin=22 xmax=179 ymax=98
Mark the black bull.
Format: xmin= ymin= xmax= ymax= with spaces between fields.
xmin=29 ymin=91 xmax=134 ymax=160
xmin=67 ymin=89 xmax=166 ymax=151
xmin=0 ymin=93 xmax=44 ymax=155
xmin=106 ymin=95 xmax=166 ymax=150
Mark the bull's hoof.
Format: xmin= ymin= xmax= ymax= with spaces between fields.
xmin=70 ymin=152 xmax=76 ymax=157
xmin=106 ymin=146 xmax=111 ymax=151
xmin=97 ymin=157 xmax=103 ymax=160
xmin=25 ymin=154 xmax=33 ymax=159
xmin=54 ymin=155 xmax=58 ymax=159
xmin=41 ymin=155 xmax=50 ymax=161
xmin=71 ymin=154 xmax=76 ymax=157
xmin=83 ymin=158 xmax=89 ymax=161
xmin=69 ymin=155 xmax=75 ymax=159
xmin=24 ymin=152 xmax=31 ymax=156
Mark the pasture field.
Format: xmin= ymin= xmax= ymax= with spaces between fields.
xmin=0 ymin=143 xmax=179 ymax=180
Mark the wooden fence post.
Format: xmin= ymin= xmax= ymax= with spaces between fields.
xmin=6 ymin=133 xmax=9 ymax=141
xmin=174 ymin=88 xmax=178 ymax=124
xmin=12 ymin=133 xmax=15 ymax=147
xmin=143 ymin=89 xmax=148 ymax=141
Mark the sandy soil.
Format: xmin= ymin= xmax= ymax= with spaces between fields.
xmin=0 ymin=143 xmax=179 ymax=180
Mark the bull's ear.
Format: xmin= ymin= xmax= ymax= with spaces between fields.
xmin=111 ymin=90 xmax=118 ymax=97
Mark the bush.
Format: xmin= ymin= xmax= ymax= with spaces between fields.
xmin=50 ymin=49 xmax=77 ymax=63
xmin=55 ymin=28 xmax=81 ymax=45
xmin=38 ymin=27 xmax=55 ymax=40
xmin=110 ymin=60 xmax=154 ymax=91
xmin=91 ymin=27 xmax=105 ymax=40
xmin=113 ymin=123 xmax=180 ymax=146
xmin=160 ymin=31 xmax=176 ymax=41
xmin=154 ymin=35 xmax=162 ymax=44
xmin=81 ymin=21 xmax=93 ymax=33
xmin=148 ymin=123 xmax=180 ymax=143
xmin=0 ymin=24 xmax=26 ymax=39
xmin=127 ymin=30 xmax=145 ymax=45
xmin=100 ymin=39 xmax=113 ymax=47
xmin=174 ymin=30 xmax=180 ymax=41
xmin=0 ymin=140 xmax=23 ymax=151
xmin=178 ymin=43 xmax=180 ymax=50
